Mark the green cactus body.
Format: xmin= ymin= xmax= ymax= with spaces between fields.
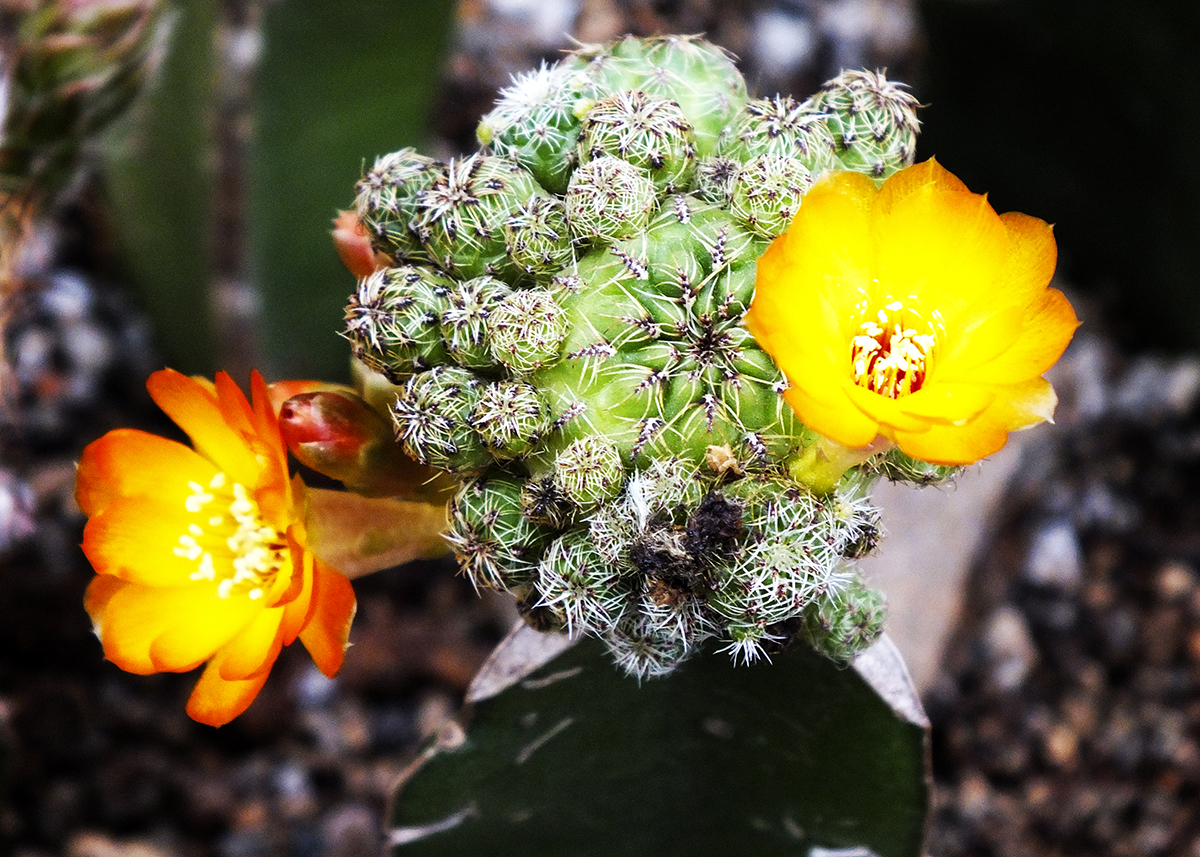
xmin=344 ymin=265 xmax=453 ymax=378
xmin=811 ymin=69 xmax=921 ymax=179
xmin=346 ymin=36 xmax=937 ymax=677
xmin=354 ymin=149 xmax=444 ymax=262
xmin=417 ymin=154 xmax=544 ymax=278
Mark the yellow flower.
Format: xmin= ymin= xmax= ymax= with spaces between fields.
xmin=77 ymin=369 xmax=356 ymax=726
xmin=746 ymin=158 xmax=1079 ymax=466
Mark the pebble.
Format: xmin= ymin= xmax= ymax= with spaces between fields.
xmin=1156 ymin=561 xmax=1197 ymax=601
xmin=321 ymin=802 xmax=381 ymax=857
xmin=1024 ymin=519 xmax=1084 ymax=589
xmin=66 ymin=832 xmax=176 ymax=857
xmin=981 ymin=606 xmax=1038 ymax=691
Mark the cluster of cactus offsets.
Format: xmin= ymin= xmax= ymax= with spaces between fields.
xmin=344 ymin=35 xmax=939 ymax=677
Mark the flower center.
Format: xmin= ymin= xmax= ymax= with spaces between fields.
xmin=173 ymin=472 xmax=288 ymax=601
xmin=850 ymin=300 xmax=938 ymax=398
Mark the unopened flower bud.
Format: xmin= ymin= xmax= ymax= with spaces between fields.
xmin=279 ymin=390 xmax=448 ymax=499
xmin=331 ymin=210 xmax=383 ymax=279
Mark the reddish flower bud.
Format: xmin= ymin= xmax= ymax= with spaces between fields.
xmin=279 ymin=391 xmax=452 ymax=501
xmin=332 ymin=210 xmax=383 ymax=279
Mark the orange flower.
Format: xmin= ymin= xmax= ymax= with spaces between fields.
xmin=77 ymin=369 xmax=356 ymax=726
xmin=746 ymin=159 xmax=1079 ymax=466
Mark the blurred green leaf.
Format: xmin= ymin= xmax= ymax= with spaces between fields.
xmin=102 ymin=0 xmax=217 ymax=374
xmin=390 ymin=628 xmax=930 ymax=856
xmin=249 ymin=0 xmax=456 ymax=380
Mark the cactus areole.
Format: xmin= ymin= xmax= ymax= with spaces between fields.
xmin=344 ymin=36 xmax=934 ymax=678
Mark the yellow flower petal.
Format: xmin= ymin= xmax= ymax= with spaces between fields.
xmin=782 ymin=384 xmax=879 ymax=449
xmin=86 ymin=577 xmax=260 ymax=674
xmin=892 ymin=377 xmax=1057 ymax=465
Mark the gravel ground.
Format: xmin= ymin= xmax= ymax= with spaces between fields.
xmin=926 ymin=333 xmax=1200 ymax=857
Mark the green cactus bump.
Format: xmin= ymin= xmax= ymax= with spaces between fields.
xmin=345 ymin=35 xmax=936 ymax=678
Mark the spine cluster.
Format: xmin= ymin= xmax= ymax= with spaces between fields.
xmin=343 ymin=34 xmax=941 ymax=677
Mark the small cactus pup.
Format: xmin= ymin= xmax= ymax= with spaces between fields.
xmin=343 ymin=34 xmax=939 ymax=679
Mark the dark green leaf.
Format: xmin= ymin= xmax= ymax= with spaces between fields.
xmin=390 ymin=627 xmax=930 ymax=857
xmin=248 ymin=0 xmax=456 ymax=380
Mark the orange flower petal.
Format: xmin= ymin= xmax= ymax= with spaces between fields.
xmin=217 ymin=607 xmax=286 ymax=681
xmin=873 ymin=157 xmax=970 ymax=210
xmin=299 ymin=564 xmax=356 ymax=677
xmin=86 ymin=577 xmax=259 ymax=674
xmin=185 ymin=652 xmax=274 ymax=727
xmin=75 ymin=429 xmax=218 ymax=517
xmin=83 ymin=494 xmax=215 ymax=587
xmin=279 ymin=541 xmax=316 ymax=645
xmin=147 ymin=590 xmax=270 ymax=674
xmin=214 ymin=371 xmax=257 ymax=439
xmin=146 ymin=369 xmax=261 ymax=485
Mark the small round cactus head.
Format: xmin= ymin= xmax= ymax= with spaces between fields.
xmin=503 ymin=195 xmax=574 ymax=281
xmin=470 ymin=381 xmax=550 ymax=458
xmin=391 ymin=366 xmax=492 ymax=474
xmin=416 ymin=154 xmax=544 ymax=278
xmin=727 ymin=154 xmax=814 ymax=238
xmin=354 ymin=149 xmax=444 ymax=262
xmin=341 ymin=34 xmax=929 ymax=679
xmin=344 ymin=265 xmax=453 ymax=378
xmin=446 ymin=473 xmax=551 ymax=590
xmin=812 ymin=69 xmax=920 ymax=179
xmin=487 ymin=288 xmax=569 ymax=375
xmin=477 ymin=61 xmax=591 ymax=194
xmin=719 ymin=95 xmax=837 ymax=174
xmin=564 ymin=155 xmax=658 ymax=243
xmin=578 ymin=90 xmax=697 ymax=193
xmin=439 ymin=276 xmax=512 ymax=369
xmin=803 ymin=574 xmax=888 ymax=663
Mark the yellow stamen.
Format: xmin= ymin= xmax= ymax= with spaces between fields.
xmin=850 ymin=299 xmax=938 ymax=398
xmin=176 ymin=476 xmax=288 ymax=599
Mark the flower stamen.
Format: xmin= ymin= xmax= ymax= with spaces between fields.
xmin=175 ymin=478 xmax=288 ymax=599
xmin=850 ymin=300 xmax=937 ymax=398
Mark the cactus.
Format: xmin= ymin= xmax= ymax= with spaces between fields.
xmin=346 ymin=35 xmax=934 ymax=679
